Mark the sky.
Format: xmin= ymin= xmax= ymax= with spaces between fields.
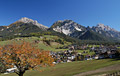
xmin=0 ymin=0 xmax=120 ymax=31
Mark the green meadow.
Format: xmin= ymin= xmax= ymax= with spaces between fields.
xmin=0 ymin=35 xmax=71 ymax=52
xmin=0 ymin=59 xmax=120 ymax=76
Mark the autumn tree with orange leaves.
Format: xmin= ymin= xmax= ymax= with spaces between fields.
xmin=0 ymin=42 xmax=54 ymax=76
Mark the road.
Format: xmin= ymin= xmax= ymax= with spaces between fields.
xmin=74 ymin=64 xmax=120 ymax=76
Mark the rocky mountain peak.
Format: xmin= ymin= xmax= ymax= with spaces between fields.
xmin=54 ymin=20 xmax=73 ymax=25
xmin=17 ymin=17 xmax=48 ymax=29
xmin=97 ymin=23 xmax=105 ymax=28
xmin=63 ymin=19 xmax=73 ymax=22
xmin=51 ymin=20 xmax=86 ymax=35
xmin=93 ymin=23 xmax=117 ymax=32
xmin=18 ymin=17 xmax=34 ymax=23
xmin=91 ymin=23 xmax=120 ymax=38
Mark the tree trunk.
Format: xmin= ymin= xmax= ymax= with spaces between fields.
xmin=18 ymin=72 xmax=24 ymax=76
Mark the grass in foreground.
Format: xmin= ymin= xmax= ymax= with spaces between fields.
xmin=89 ymin=70 xmax=120 ymax=76
xmin=0 ymin=59 xmax=120 ymax=76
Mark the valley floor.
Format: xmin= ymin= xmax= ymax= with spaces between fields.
xmin=0 ymin=59 xmax=120 ymax=76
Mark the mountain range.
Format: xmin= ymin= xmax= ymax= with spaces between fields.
xmin=50 ymin=20 xmax=120 ymax=41
xmin=0 ymin=17 xmax=120 ymax=42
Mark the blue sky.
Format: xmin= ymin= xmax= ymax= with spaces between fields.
xmin=0 ymin=0 xmax=120 ymax=31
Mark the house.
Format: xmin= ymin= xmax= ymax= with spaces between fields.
xmin=4 ymin=65 xmax=18 ymax=74
xmin=67 ymin=60 xmax=72 ymax=62
xmin=93 ymin=46 xmax=118 ymax=59
xmin=94 ymin=55 xmax=99 ymax=59
xmin=85 ymin=55 xmax=93 ymax=60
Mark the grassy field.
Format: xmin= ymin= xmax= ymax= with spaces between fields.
xmin=76 ymin=50 xmax=95 ymax=56
xmin=0 ymin=35 xmax=71 ymax=52
xmin=88 ymin=45 xmax=100 ymax=48
xmin=118 ymin=47 xmax=120 ymax=49
xmin=0 ymin=59 xmax=120 ymax=76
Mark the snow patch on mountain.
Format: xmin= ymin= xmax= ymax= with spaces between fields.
xmin=53 ymin=26 xmax=62 ymax=33
xmin=75 ymin=27 xmax=82 ymax=31
xmin=1 ymin=29 xmax=4 ymax=31
xmin=62 ymin=29 xmax=71 ymax=35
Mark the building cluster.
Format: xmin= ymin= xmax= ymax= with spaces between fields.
xmin=51 ymin=45 xmax=119 ymax=64
xmin=50 ymin=50 xmax=78 ymax=64
xmin=91 ymin=46 xmax=118 ymax=59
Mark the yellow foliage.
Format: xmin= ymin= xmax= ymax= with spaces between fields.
xmin=0 ymin=41 xmax=54 ymax=73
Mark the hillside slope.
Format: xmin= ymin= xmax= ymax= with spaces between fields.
xmin=0 ymin=35 xmax=71 ymax=51
xmin=79 ymin=30 xmax=106 ymax=41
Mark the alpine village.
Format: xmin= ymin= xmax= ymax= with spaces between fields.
xmin=0 ymin=17 xmax=120 ymax=76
